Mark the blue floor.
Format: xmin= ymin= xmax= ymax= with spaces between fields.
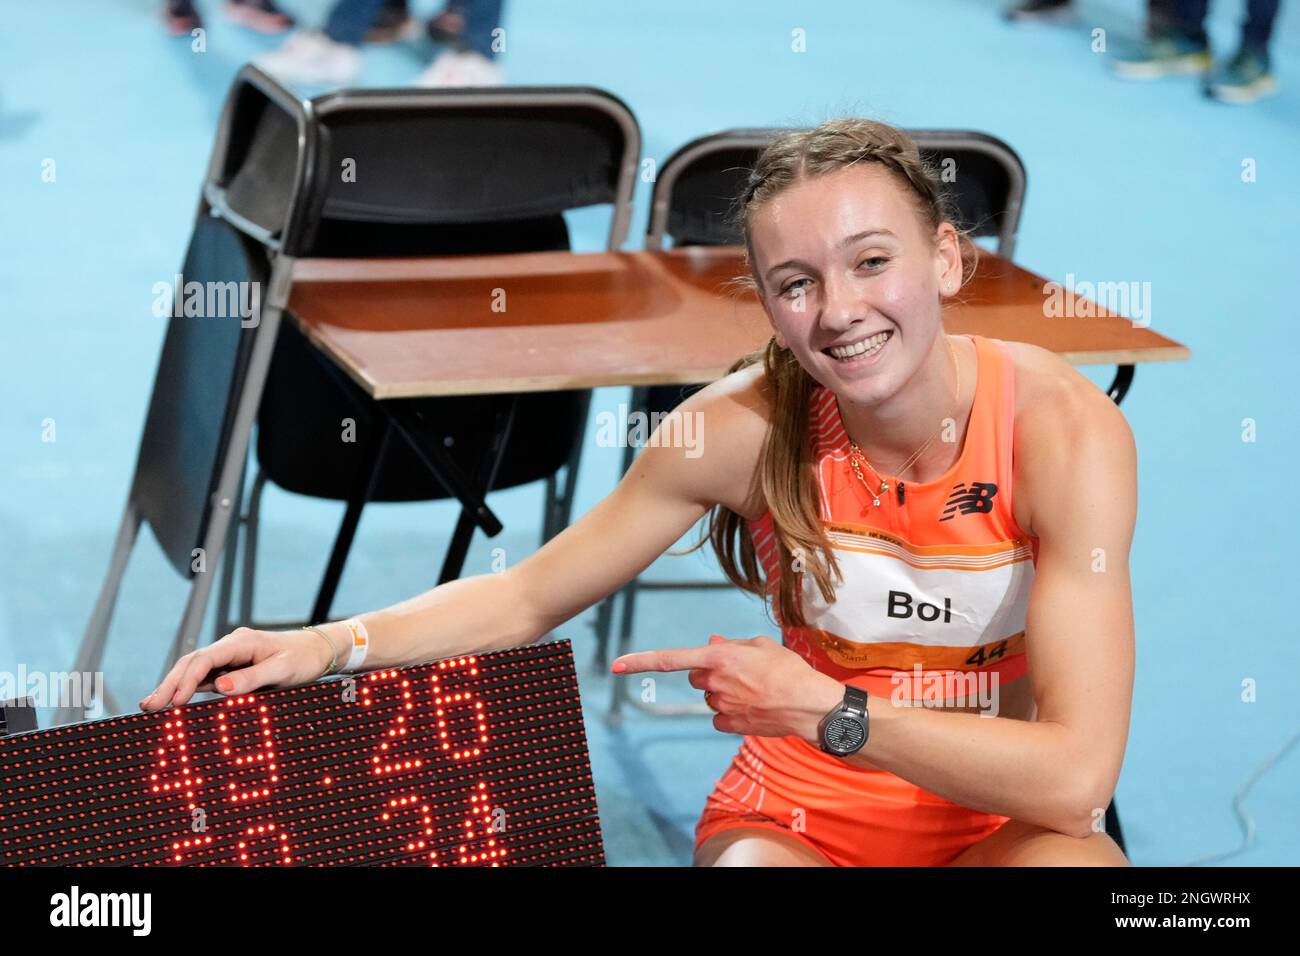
xmin=1 ymin=0 xmax=1297 ymax=866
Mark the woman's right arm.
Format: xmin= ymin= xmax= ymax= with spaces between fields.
xmin=142 ymin=367 xmax=770 ymax=711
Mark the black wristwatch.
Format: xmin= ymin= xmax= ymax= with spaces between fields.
xmin=817 ymin=686 xmax=870 ymax=756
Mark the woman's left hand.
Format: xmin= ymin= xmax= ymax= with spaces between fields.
xmin=612 ymin=634 xmax=844 ymax=742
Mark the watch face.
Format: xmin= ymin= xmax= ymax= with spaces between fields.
xmin=823 ymin=714 xmax=867 ymax=754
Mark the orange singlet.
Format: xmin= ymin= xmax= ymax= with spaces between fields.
xmin=695 ymin=334 xmax=1040 ymax=866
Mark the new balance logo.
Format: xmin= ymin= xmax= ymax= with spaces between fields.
xmin=940 ymin=482 xmax=998 ymax=521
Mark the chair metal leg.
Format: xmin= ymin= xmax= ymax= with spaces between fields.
xmin=239 ymin=470 xmax=268 ymax=626
xmin=311 ymin=418 xmax=394 ymax=623
xmin=541 ymin=389 xmax=592 ymax=546
xmin=541 ymin=473 xmax=559 ymax=547
xmin=607 ymin=573 xmax=640 ymax=720
xmin=607 ymin=567 xmax=713 ymax=721
xmin=214 ymin=452 xmax=249 ymax=641
xmin=592 ymin=387 xmax=646 ymax=669
xmin=53 ymin=504 xmax=143 ymax=726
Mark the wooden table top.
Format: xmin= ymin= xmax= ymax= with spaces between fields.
xmin=287 ymin=247 xmax=1190 ymax=399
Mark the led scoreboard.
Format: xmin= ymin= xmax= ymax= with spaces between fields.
xmin=0 ymin=640 xmax=604 ymax=866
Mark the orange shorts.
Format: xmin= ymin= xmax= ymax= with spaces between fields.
xmin=694 ymin=735 xmax=1011 ymax=866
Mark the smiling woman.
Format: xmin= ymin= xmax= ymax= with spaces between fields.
xmin=141 ymin=118 xmax=1135 ymax=870
xmin=653 ymin=120 xmax=1135 ymax=866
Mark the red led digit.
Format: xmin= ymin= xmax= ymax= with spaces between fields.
xmin=236 ymin=821 xmax=293 ymax=866
xmin=382 ymin=794 xmax=437 ymax=866
xmin=429 ymin=657 xmax=488 ymax=759
xmin=149 ymin=711 xmax=202 ymax=799
xmin=218 ymin=698 xmax=279 ymax=802
xmin=364 ymin=670 xmax=426 ymax=776
xmin=455 ymin=781 xmax=507 ymax=867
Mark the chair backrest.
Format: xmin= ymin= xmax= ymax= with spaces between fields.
xmin=129 ymin=214 xmax=269 ymax=578
xmin=123 ymin=68 xmax=313 ymax=580
xmin=215 ymin=74 xmax=643 ymax=502
xmin=212 ymin=78 xmax=640 ymax=256
xmin=646 ymin=127 xmax=1026 ymax=258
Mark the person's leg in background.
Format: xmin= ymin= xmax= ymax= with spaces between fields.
xmin=417 ymin=0 xmax=507 ymax=87
xmin=253 ymin=0 xmax=388 ymax=86
xmin=1005 ymin=0 xmax=1180 ymax=32
xmin=366 ymin=0 xmax=414 ymax=44
xmin=164 ymin=0 xmax=202 ymax=35
xmin=1112 ymin=0 xmax=1213 ymax=79
xmin=1207 ymin=0 xmax=1281 ymax=102
xmin=427 ymin=4 xmax=467 ymax=43
xmin=1146 ymin=0 xmax=1179 ymax=38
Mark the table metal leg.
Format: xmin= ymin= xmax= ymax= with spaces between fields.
xmin=1107 ymin=364 xmax=1135 ymax=405
xmin=1103 ymin=367 xmax=1133 ymax=854
xmin=300 ymin=336 xmax=506 ymax=538
xmin=311 ymin=418 xmax=395 ymax=622
xmin=432 ymin=395 xmax=519 ymax=585
xmin=377 ymin=401 xmax=505 ymax=538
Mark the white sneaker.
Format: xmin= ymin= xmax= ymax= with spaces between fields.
xmin=253 ymin=31 xmax=362 ymax=86
xmin=415 ymin=50 xmax=505 ymax=87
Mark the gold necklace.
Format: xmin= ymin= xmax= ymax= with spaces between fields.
xmin=847 ymin=336 xmax=962 ymax=507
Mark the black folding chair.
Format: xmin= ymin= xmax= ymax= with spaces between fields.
xmin=210 ymin=75 xmax=641 ymax=637
xmin=54 ymin=70 xmax=314 ymax=725
xmin=59 ymin=66 xmax=639 ymax=725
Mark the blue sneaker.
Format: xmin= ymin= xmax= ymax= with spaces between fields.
xmin=1112 ymin=34 xmax=1212 ymax=79
xmin=1207 ymin=48 xmax=1278 ymax=103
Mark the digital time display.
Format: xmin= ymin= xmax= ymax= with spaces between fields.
xmin=0 ymin=640 xmax=604 ymax=866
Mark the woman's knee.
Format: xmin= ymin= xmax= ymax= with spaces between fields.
xmin=948 ymin=819 xmax=1130 ymax=867
xmin=694 ymin=827 xmax=831 ymax=867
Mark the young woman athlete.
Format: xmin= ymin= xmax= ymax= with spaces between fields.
xmin=141 ymin=120 xmax=1136 ymax=867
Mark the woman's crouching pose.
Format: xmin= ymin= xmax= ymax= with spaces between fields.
xmin=144 ymin=119 xmax=1136 ymax=867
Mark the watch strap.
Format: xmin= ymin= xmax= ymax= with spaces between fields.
xmin=842 ymin=685 xmax=868 ymax=717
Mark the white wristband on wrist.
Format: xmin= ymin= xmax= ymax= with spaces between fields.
xmin=339 ymin=618 xmax=370 ymax=673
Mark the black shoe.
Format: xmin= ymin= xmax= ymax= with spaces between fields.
xmin=1004 ymin=0 xmax=1073 ymax=22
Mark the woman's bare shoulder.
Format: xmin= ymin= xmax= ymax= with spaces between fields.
xmin=997 ymin=338 xmax=1123 ymax=421
xmin=669 ymin=361 xmax=773 ymax=521
xmin=996 ymin=339 xmax=1135 ymax=536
